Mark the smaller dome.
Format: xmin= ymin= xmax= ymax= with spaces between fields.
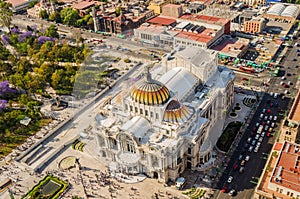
xmin=163 ymin=100 xmax=193 ymax=124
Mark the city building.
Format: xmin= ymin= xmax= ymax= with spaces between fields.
xmin=96 ymin=10 xmax=155 ymax=34
xmin=186 ymin=3 xmax=206 ymax=14
xmin=27 ymin=0 xmax=56 ymax=18
xmin=254 ymin=141 xmax=300 ymax=199
xmin=93 ymin=47 xmax=234 ymax=182
xmin=134 ymin=14 xmax=231 ymax=48
xmin=279 ymin=90 xmax=300 ymax=144
xmin=244 ymin=18 xmax=266 ymax=33
xmin=263 ymin=3 xmax=300 ymax=23
xmin=6 ymin=0 xmax=30 ymax=13
xmin=147 ymin=0 xmax=169 ymax=14
xmin=161 ymin=4 xmax=183 ymax=18
xmin=71 ymin=0 xmax=96 ymax=16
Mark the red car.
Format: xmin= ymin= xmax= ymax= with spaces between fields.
xmin=242 ymin=77 xmax=248 ymax=81
xmin=222 ymin=186 xmax=227 ymax=193
xmin=267 ymin=109 xmax=271 ymax=114
xmin=233 ymin=164 xmax=239 ymax=170
xmin=266 ymin=132 xmax=271 ymax=137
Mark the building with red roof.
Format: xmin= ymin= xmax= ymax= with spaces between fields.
xmin=147 ymin=16 xmax=177 ymax=26
xmin=254 ymin=141 xmax=300 ymax=199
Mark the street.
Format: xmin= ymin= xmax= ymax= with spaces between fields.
xmin=213 ymin=36 xmax=299 ymax=199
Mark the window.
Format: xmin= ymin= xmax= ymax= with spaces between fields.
xmin=188 ymin=147 xmax=192 ymax=155
xmin=135 ymin=107 xmax=138 ymax=113
xmin=156 ymin=113 xmax=159 ymax=119
xmin=130 ymin=105 xmax=133 ymax=111
xmin=125 ymin=104 xmax=128 ymax=110
xmin=287 ymin=191 xmax=290 ymax=196
xmin=145 ymin=110 xmax=148 ymax=116
xmin=140 ymin=108 xmax=143 ymax=114
xmin=150 ymin=111 xmax=153 ymax=117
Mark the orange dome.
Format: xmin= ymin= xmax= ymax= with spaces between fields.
xmin=130 ymin=80 xmax=170 ymax=105
xmin=163 ymin=100 xmax=193 ymax=124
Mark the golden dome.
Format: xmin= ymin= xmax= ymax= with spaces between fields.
xmin=130 ymin=80 xmax=170 ymax=105
xmin=163 ymin=100 xmax=193 ymax=124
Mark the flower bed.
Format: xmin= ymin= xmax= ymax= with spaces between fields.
xmin=182 ymin=188 xmax=206 ymax=199
xmin=23 ymin=175 xmax=68 ymax=199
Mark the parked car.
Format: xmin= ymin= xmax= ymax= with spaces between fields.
xmin=254 ymin=146 xmax=259 ymax=153
xmin=255 ymin=134 xmax=260 ymax=140
xmin=269 ymin=115 xmax=273 ymax=120
xmin=238 ymin=155 xmax=243 ymax=160
xmin=239 ymin=167 xmax=244 ymax=173
xmin=248 ymin=146 xmax=253 ymax=152
xmin=271 ymin=122 xmax=275 ymax=127
xmin=261 ymin=131 xmax=265 ymax=137
xmin=233 ymin=164 xmax=239 ymax=170
xmin=227 ymin=176 xmax=233 ymax=183
xmin=245 ymin=155 xmax=250 ymax=161
xmin=222 ymin=186 xmax=227 ymax=193
xmin=240 ymin=160 xmax=245 ymax=166
xmin=260 ymin=114 xmax=264 ymax=118
xmin=274 ymin=116 xmax=277 ymax=121
xmin=251 ymin=140 xmax=256 ymax=146
xmin=247 ymin=138 xmax=252 ymax=143
xmin=264 ymin=125 xmax=269 ymax=131
xmin=259 ymin=137 xmax=263 ymax=143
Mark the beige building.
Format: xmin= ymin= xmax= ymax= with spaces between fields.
xmin=148 ymin=0 xmax=169 ymax=15
xmin=244 ymin=18 xmax=266 ymax=33
xmin=279 ymin=90 xmax=300 ymax=144
xmin=254 ymin=141 xmax=300 ymax=199
xmin=161 ymin=4 xmax=183 ymax=18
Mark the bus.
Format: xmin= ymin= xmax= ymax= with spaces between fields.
xmin=0 ymin=178 xmax=12 ymax=194
xmin=239 ymin=66 xmax=255 ymax=73
xmin=273 ymin=67 xmax=280 ymax=77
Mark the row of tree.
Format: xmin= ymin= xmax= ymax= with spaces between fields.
xmin=40 ymin=7 xmax=94 ymax=29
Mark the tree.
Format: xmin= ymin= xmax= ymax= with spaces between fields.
xmin=39 ymin=10 xmax=49 ymax=19
xmin=115 ymin=6 xmax=121 ymax=16
xmin=0 ymin=0 xmax=13 ymax=33
xmin=44 ymin=24 xmax=59 ymax=38
xmin=49 ymin=11 xmax=61 ymax=22
xmin=60 ymin=7 xmax=79 ymax=26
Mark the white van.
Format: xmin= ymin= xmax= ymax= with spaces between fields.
xmin=274 ymin=93 xmax=278 ymax=99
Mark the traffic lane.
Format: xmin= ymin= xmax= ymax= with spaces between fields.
xmin=216 ymin=93 xmax=285 ymax=198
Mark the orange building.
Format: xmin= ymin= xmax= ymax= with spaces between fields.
xmin=244 ymin=18 xmax=266 ymax=33
xmin=161 ymin=4 xmax=183 ymax=18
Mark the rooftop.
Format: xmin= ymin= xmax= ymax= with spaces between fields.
xmin=211 ymin=36 xmax=249 ymax=57
xmin=72 ymin=0 xmax=95 ymax=10
xmin=175 ymin=28 xmax=216 ymax=44
xmin=5 ymin=0 xmax=27 ymax=6
xmin=136 ymin=24 xmax=166 ymax=35
xmin=270 ymin=141 xmax=300 ymax=193
xmin=179 ymin=14 xmax=229 ymax=26
xmin=148 ymin=16 xmax=177 ymax=26
xmin=163 ymin=3 xmax=182 ymax=9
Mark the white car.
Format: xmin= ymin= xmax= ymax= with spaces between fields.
xmin=245 ymin=155 xmax=250 ymax=161
xmin=274 ymin=116 xmax=277 ymax=121
xmin=248 ymin=146 xmax=254 ymax=152
xmin=259 ymin=137 xmax=263 ymax=143
xmin=260 ymin=114 xmax=264 ymax=118
xmin=264 ymin=125 xmax=269 ymax=131
xmin=255 ymin=134 xmax=260 ymax=140
xmin=261 ymin=131 xmax=265 ymax=137
xmin=254 ymin=146 xmax=259 ymax=153
xmin=269 ymin=115 xmax=273 ymax=120
xmin=271 ymin=123 xmax=275 ymax=128
xmin=227 ymin=176 xmax=233 ymax=183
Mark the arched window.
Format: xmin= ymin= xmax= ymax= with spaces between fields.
xmin=119 ymin=134 xmax=136 ymax=153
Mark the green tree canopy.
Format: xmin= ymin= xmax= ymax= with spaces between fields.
xmin=0 ymin=0 xmax=13 ymax=32
xmin=39 ymin=10 xmax=49 ymax=19
xmin=49 ymin=11 xmax=61 ymax=22
xmin=60 ymin=7 xmax=79 ymax=26
xmin=44 ymin=24 xmax=59 ymax=38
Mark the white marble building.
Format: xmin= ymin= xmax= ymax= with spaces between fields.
xmin=93 ymin=47 xmax=235 ymax=182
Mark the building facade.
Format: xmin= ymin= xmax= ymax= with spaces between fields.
xmin=279 ymin=90 xmax=300 ymax=144
xmin=244 ymin=18 xmax=266 ymax=33
xmin=254 ymin=141 xmax=300 ymax=199
xmin=92 ymin=47 xmax=234 ymax=182
xmin=161 ymin=4 xmax=183 ymax=18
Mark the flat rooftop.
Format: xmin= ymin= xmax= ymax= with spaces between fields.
xmin=270 ymin=141 xmax=300 ymax=193
xmin=148 ymin=16 xmax=177 ymax=26
xmin=179 ymin=14 xmax=229 ymax=26
xmin=136 ymin=24 xmax=166 ymax=34
xmin=211 ymin=36 xmax=249 ymax=57
xmin=175 ymin=28 xmax=216 ymax=44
